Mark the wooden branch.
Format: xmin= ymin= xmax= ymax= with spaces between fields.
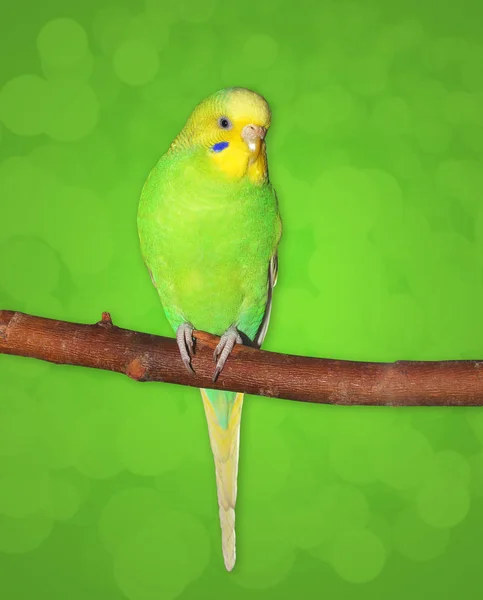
xmin=1 ymin=309 xmax=483 ymax=406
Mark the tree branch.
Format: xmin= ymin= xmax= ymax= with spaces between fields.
xmin=1 ymin=309 xmax=483 ymax=406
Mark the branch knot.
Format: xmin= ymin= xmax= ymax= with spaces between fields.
xmin=126 ymin=357 xmax=148 ymax=381
xmin=97 ymin=312 xmax=113 ymax=328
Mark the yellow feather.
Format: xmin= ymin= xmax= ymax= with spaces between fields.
xmin=200 ymin=389 xmax=244 ymax=571
xmin=170 ymin=87 xmax=270 ymax=184
xmin=210 ymin=127 xmax=268 ymax=183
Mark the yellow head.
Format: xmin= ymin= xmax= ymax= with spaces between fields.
xmin=170 ymin=87 xmax=271 ymax=184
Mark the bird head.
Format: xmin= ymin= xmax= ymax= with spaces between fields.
xmin=170 ymin=87 xmax=271 ymax=183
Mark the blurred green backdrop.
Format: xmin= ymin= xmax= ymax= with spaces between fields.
xmin=2 ymin=0 xmax=483 ymax=598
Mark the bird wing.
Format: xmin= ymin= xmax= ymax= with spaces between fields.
xmin=253 ymin=252 xmax=278 ymax=349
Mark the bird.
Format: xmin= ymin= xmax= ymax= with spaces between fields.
xmin=137 ymin=87 xmax=282 ymax=571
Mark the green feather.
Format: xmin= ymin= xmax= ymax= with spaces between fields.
xmin=137 ymin=143 xmax=280 ymax=340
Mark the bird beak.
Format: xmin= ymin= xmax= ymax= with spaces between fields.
xmin=241 ymin=124 xmax=266 ymax=153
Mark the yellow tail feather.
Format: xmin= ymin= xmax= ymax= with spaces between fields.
xmin=200 ymin=389 xmax=244 ymax=571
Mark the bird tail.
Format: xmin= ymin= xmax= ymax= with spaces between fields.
xmin=200 ymin=388 xmax=244 ymax=572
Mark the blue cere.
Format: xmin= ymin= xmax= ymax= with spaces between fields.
xmin=212 ymin=141 xmax=229 ymax=152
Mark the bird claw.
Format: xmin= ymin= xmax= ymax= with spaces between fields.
xmin=176 ymin=323 xmax=195 ymax=374
xmin=183 ymin=356 xmax=195 ymax=375
xmin=212 ymin=326 xmax=242 ymax=382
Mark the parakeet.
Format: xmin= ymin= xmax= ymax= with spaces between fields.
xmin=137 ymin=87 xmax=282 ymax=571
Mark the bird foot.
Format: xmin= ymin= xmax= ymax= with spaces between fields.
xmin=212 ymin=325 xmax=242 ymax=382
xmin=176 ymin=323 xmax=195 ymax=374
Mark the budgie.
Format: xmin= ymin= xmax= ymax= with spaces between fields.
xmin=137 ymin=87 xmax=282 ymax=571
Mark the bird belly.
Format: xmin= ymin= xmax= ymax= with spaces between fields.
xmin=152 ymin=218 xmax=268 ymax=339
xmin=160 ymin=247 xmax=251 ymax=336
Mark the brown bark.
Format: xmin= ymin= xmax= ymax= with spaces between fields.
xmin=1 ymin=309 xmax=482 ymax=406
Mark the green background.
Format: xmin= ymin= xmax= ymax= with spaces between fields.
xmin=1 ymin=0 xmax=483 ymax=597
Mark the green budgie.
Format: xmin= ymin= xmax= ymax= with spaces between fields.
xmin=137 ymin=87 xmax=282 ymax=571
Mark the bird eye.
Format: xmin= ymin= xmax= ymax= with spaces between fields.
xmin=218 ymin=116 xmax=232 ymax=130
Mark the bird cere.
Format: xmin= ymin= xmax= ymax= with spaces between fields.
xmin=137 ymin=87 xmax=282 ymax=571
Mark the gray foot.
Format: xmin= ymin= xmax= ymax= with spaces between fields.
xmin=213 ymin=325 xmax=242 ymax=382
xmin=176 ymin=323 xmax=195 ymax=374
